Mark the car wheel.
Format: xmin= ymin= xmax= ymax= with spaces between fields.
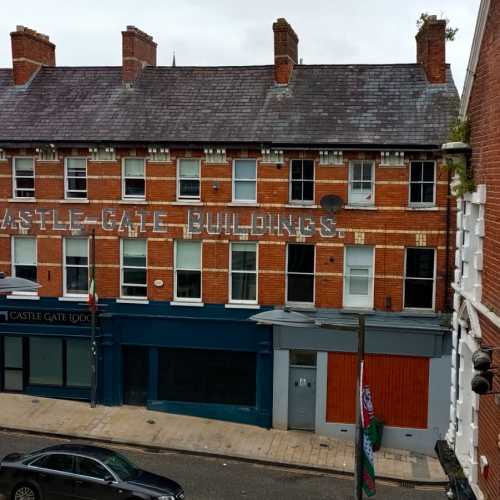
xmin=11 ymin=484 xmax=38 ymax=500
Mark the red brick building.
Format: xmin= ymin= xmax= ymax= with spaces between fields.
xmin=0 ymin=19 xmax=458 ymax=452
xmin=443 ymin=1 xmax=500 ymax=498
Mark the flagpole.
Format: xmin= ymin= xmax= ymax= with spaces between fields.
xmin=354 ymin=314 xmax=366 ymax=500
xmin=90 ymin=228 xmax=97 ymax=408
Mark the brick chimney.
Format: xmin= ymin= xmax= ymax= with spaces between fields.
xmin=122 ymin=26 xmax=157 ymax=83
xmin=10 ymin=26 xmax=55 ymax=85
xmin=416 ymin=15 xmax=447 ymax=84
xmin=273 ymin=18 xmax=298 ymax=85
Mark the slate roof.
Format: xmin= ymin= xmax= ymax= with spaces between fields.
xmin=0 ymin=64 xmax=459 ymax=147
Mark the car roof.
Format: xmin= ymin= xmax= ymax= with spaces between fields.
xmin=31 ymin=443 xmax=117 ymax=461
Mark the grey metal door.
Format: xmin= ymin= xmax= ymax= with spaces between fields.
xmin=288 ymin=366 xmax=316 ymax=430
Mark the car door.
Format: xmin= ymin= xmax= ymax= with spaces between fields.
xmin=29 ymin=453 xmax=76 ymax=500
xmin=73 ymin=456 xmax=123 ymax=500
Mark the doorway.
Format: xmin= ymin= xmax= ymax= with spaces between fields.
xmin=288 ymin=351 xmax=316 ymax=431
xmin=122 ymin=346 xmax=148 ymax=406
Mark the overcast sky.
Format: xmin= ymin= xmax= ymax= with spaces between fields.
xmin=0 ymin=0 xmax=480 ymax=93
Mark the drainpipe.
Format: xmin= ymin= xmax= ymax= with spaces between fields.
xmin=444 ymin=166 xmax=452 ymax=311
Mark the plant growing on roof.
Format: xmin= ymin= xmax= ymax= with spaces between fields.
xmin=445 ymin=118 xmax=474 ymax=197
xmin=417 ymin=13 xmax=459 ymax=41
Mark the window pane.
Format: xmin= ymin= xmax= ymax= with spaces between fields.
xmin=234 ymin=181 xmax=256 ymax=201
xmin=422 ymin=183 xmax=434 ymax=203
xmin=290 ymin=351 xmax=316 ymax=366
xmin=66 ymin=239 xmax=88 ymax=259
xmin=302 ymin=160 xmax=314 ymax=180
xmin=66 ymin=158 xmax=86 ymax=171
xmin=288 ymin=245 xmax=314 ymax=273
xmin=411 ymin=163 xmax=423 ymax=182
xmin=66 ymin=266 xmax=88 ymax=294
xmin=180 ymin=179 xmax=200 ymax=197
xmin=303 ymin=181 xmax=314 ymax=201
xmin=15 ymin=265 xmax=37 ymax=281
xmin=122 ymin=285 xmax=147 ymax=297
xmin=179 ymin=159 xmax=200 ymax=178
xmin=291 ymin=181 xmax=302 ymax=200
xmin=77 ymin=457 xmax=109 ymax=480
xmin=66 ymin=340 xmax=91 ymax=388
xmin=352 ymin=163 xmax=362 ymax=180
xmin=234 ymin=160 xmax=256 ymax=179
xmin=291 ymin=161 xmax=302 ymax=179
xmin=14 ymin=238 xmax=36 ymax=264
xmin=29 ymin=337 xmax=63 ymax=386
xmin=404 ymin=279 xmax=433 ymax=308
xmin=346 ymin=246 xmax=372 ymax=267
xmin=123 ymin=240 xmax=146 ymax=260
xmin=349 ymin=271 xmax=369 ymax=295
xmin=362 ymin=164 xmax=372 ymax=181
xmin=123 ymin=268 xmax=147 ymax=285
xmin=232 ymin=244 xmax=256 ymax=271
xmin=176 ymin=241 xmax=201 ymax=270
xmin=15 ymin=158 xmax=34 ymax=175
xmin=4 ymin=337 xmax=23 ymax=368
xmin=16 ymin=178 xmax=35 ymax=189
xmin=125 ymin=178 xmax=145 ymax=196
xmin=124 ymin=158 xmax=145 ymax=177
xmin=423 ymin=163 xmax=435 ymax=181
xmin=176 ymin=270 xmax=201 ymax=298
xmin=231 ymin=273 xmax=256 ymax=301
xmin=406 ymin=249 xmax=434 ymax=278
xmin=410 ymin=183 xmax=422 ymax=203
xmin=67 ymin=178 xmax=87 ymax=191
xmin=287 ymin=274 xmax=314 ymax=302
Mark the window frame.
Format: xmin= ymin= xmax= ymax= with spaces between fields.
xmin=122 ymin=157 xmax=146 ymax=200
xmin=408 ymin=161 xmax=436 ymax=207
xmin=12 ymin=156 xmax=35 ymax=199
xmin=342 ymin=246 xmax=375 ymax=309
xmin=177 ymin=158 xmax=201 ymax=201
xmin=229 ymin=241 xmax=258 ymax=305
xmin=348 ymin=160 xmax=375 ymax=206
xmin=64 ymin=157 xmax=88 ymax=200
xmin=174 ymin=240 xmax=203 ymax=303
xmin=11 ymin=236 xmax=37 ymax=297
xmin=403 ymin=247 xmax=436 ymax=311
xmin=289 ymin=159 xmax=315 ymax=205
xmin=285 ymin=243 xmax=316 ymax=307
xmin=120 ymin=239 xmax=148 ymax=300
xmin=63 ymin=237 xmax=89 ymax=298
xmin=232 ymin=159 xmax=257 ymax=204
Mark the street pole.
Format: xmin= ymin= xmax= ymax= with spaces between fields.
xmin=354 ymin=314 xmax=366 ymax=500
xmin=90 ymin=228 xmax=97 ymax=408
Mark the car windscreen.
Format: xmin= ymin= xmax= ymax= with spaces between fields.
xmin=102 ymin=452 xmax=138 ymax=481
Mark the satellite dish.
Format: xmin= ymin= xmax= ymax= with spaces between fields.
xmin=320 ymin=195 xmax=344 ymax=213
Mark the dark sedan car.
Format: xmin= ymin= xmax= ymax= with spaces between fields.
xmin=0 ymin=443 xmax=184 ymax=500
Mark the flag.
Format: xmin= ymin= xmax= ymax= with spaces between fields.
xmin=88 ymin=278 xmax=98 ymax=312
xmin=360 ymin=361 xmax=376 ymax=497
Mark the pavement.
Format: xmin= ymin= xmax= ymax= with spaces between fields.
xmin=0 ymin=393 xmax=447 ymax=485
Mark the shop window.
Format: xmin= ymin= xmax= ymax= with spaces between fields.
xmin=123 ymin=158 xmax=145 ymax=199
xmin=3 ymin=336 xmax=23 ymax=391
xmin=12 ymin=237 xmax=37 ymax=283
xmin=13 ymin=157 xmax=35 ymax=199
xmin=409 ymin=161 xmax=435 ymax=205
xmin=404 ymin=248 xmax=435 ymax=309
xmin=348 ymin=161 xmax=374 ymax=205
xmin=175 ymin=240 xmax=201 ymax=301
xmin=121 ymin=239 xmax=147 ymax=299
xmin=66 ymin=339 xmax=91 ymax=387
xmin=177 ymin=159 xmax=200 ymax=200
xmin=29 ymin=337 xmax=63 ymax=386
xmin=286 ymin=244 xmax=315 ymax=305
xmin=233 ymin=159 xmax=257 ymax=203
xmin=64 ymin=238 xmax=89 ymax=296
xmin=230 ymin=242 xmax=257 ymax=303
xmin=65 ymin=158 xmax=87 ymax=199
xmin=158 ymin=348 xmax=256 ymax=406
xmin=343 ymin=246 xmax=374 ymax=309
xmin=290 ymin=159 xmax=314 ymax=204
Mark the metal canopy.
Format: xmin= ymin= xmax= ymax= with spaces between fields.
xmin=250 ymin=309 xmax=314 ymax=328
xmin=0 ymin=272 xmax=41 ymax=294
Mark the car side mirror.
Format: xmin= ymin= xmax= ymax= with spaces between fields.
xmin=104 ymin=474 xmax=114 ymax=484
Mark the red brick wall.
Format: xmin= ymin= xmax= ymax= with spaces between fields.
xmin=466 ymin=2 xmax=500 ymax=498
xmin=0 ymin=148 xmax=453 ymax=310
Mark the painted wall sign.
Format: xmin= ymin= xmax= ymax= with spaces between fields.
xmin=0 ymin=208 xmax=342 ymax=238
xmin=0 ymin=309 xmax=91 ymax=326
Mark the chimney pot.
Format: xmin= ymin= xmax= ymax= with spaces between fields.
xmin=10 ymin=26 xmax=55 ymax=85
xmin=273 ymin=18 xmax=299 ymax=85
xmin=416 ymin=16 xmax=447 ymax=84
xmin=122 ymin=26 xmax=157 ymax=83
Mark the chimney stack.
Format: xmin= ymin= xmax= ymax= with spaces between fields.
xmin=10 ymin=26 xmax=55 ymax=85
xmin=273 ymin=18 xmax=298 ymax=85
xmin=122 ymin=26 xmax=157 ymax=83
xmin=416 ymin=15 xmax=447 ymax=84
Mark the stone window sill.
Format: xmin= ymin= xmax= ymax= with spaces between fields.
xmin=170 ymin=300 xmax=204 ymax=307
